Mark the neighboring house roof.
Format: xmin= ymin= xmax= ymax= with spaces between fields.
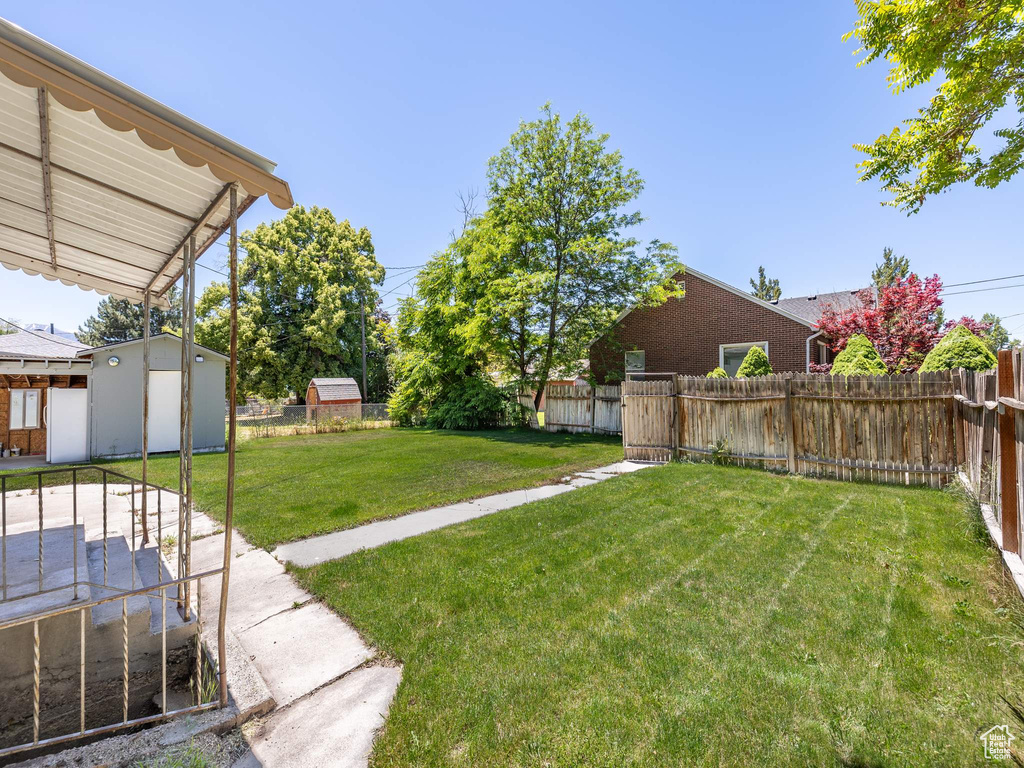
xmin=24 ymin=323 xmax=79 ymax=342
xmin=608 ymin=265 xmax=818 ymax=331
xmin=309 ymin=377 xmax=362 ymax=401
xmin=774 ymin=287 xmax=875 ymax=325
xmin=75 ymin=333 xmax=229 ymax=361
xmin=0 ymin=329 xmax=90 ymax=360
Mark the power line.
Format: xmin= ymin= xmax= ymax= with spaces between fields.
xmin=941 ymin=282 xmax=1024 ymax=297
xmin=377 ymin=273 xmax=420 ymax=300
xmin=206 ymin=237 xmax=423 ymax=272
xmin=0 ymin=317 xmax=88 ymax=351
xmin=944 ymin=273 xmax=1024 ymax=289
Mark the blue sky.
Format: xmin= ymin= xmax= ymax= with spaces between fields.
xmin=3 ymin=1 xmax=1023 ymax=338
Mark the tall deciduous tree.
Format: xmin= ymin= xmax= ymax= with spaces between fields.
xmin=749 ymin=266 xmax=781 ymax=301
xmin=195 ymin=206 xmax=385 ymax=401
xmin=846 ymin=0 xmax=1024 ymax=212
xmin=77 ymin=286 xmax=182 ymax=346
xmin=817 ymin=274 xmax=989 ymax=373
xmin=473 ymin=104 xmax=680 ymax=408
xmin=871 ymin=246 xmax=910 ymax=287
xmin=980 ymin=313 xmax=1020 ymax=352
xmin=388 ymin=239 xmax=506 ymax=428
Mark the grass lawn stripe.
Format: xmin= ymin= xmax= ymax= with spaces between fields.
xmin=2 ymin=428 xmax=622 ymax=549
xmin=297 ymin=464 xmax=1024 ymax=766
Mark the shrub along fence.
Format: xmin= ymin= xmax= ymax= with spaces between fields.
xmin=622 ymin=371 xmax=960 ymax=487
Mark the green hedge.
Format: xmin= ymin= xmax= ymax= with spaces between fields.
xmin=920 ymin=325 xmax=997 ymax=372
xmin=736 ymin=346 xmax=772 ymax=377
xmin=706 ymin=367 xmax=728 ymax=379
xmin=831 ymin=334 xmax=887 ymax=376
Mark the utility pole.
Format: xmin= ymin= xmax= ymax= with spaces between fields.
xmin=360 ymin=294 xmax=367 ymax=400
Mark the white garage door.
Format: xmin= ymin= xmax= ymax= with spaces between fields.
xmin=148 ymin=371 xmax=182 ymax=453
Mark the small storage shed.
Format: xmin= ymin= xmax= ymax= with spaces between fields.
xmin=306 ymin=377 xmax=362 ymax=420
xmin=78 ymin=334 xmax=227 ymax=457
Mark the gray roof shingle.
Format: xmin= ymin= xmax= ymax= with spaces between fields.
xmin=0 ymin=330 xmax=90 ymax=360
xmin=773 ymin=287 xmax=875 ymax=325
xmin=309 ymin=377 xmax=362 ymax=402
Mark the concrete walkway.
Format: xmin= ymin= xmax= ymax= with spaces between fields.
xmin=274 ymin=461 xmax=653 ymax=567
xmin=183 ymin=517 xmax=402 ymax=768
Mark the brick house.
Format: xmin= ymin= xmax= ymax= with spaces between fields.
xmin=589 ymin=266 xmax=868 ymax=381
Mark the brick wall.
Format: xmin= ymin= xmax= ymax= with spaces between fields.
xmin=590 ymin=272 xmax=823 ymax=382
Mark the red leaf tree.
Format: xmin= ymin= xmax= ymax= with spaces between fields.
xmin=816 ymin=274 xmax=989 ymax=374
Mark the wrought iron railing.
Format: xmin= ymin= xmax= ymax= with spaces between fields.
xmin=0 ymin=466 xmax=221 ymax=760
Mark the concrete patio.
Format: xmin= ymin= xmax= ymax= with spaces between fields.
xmin=5 ymin=484 xmax=400 ymax=768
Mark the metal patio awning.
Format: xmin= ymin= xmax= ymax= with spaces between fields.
xmin=0 ymin=16 xmax=293 ymax=307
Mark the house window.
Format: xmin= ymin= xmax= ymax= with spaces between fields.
xmin=624 ymin=350 xmax=645 ymax=373
xmin=719 ymin=342 xmax=768 ymax=377
xmin=817 ymin=341 xmax=830 ymax=365
xmin=10 ymin=389 xmax=41 ymax=430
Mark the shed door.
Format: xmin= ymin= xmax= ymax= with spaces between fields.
xmin=46 ymin=388 xmax=89 ymax=463
xmin=148 ymin=371 xmax=182 ymax=453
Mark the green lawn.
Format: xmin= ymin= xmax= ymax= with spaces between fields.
xmin=2 ymin=428 xmax=620 ymax=549
xmin=295 ymin=463 xmax=1024 ymax=767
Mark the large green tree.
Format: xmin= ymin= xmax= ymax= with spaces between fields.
xmin=195 ymin=206 xmax=386 ymax=401
xmin=388 ymin=237 xmax=507 ymax=429
xmin=468 ymin=104 xmax=680 ymax=408
xmin=871 ymin=246 xmax=910 ymax=287
xmin=847 ymin=0 xmax=1024 ymax=212
xmin=749 ymin=266 xmax=781 ymax=301
xmin=77 ymin=286 xmax=182 ymax=346
xmin=981 ymin=312 xmax=1020 ymax=352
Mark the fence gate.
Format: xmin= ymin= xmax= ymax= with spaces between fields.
xmin=621 ymin=378 xmax=675 ymax=462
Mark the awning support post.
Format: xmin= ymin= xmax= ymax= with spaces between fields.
xmin=177 ymin=237 xmax=192 ymax=610
xmin=218 ymin=184 xmax=239 ymax=707
xmin=140 ymin=291 xmax=150 ymax=544
xmin=183 ymin=234 xmax=196 ymax=620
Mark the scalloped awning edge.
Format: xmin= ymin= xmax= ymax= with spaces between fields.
xmin=0 ymin=38 xmax=293 ymax=210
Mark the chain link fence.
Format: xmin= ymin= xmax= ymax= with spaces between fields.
xmin=231 ymin=402 xmax=393 ymax=439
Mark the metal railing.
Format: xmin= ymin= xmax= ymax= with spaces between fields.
xmin=1 ymin=466 xmax=184 ymax=603
xmin=0 ymin=466 xmax=218 ymax=759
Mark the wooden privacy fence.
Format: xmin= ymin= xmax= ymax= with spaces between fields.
xmin=543 ymin=384 xmax=622 ymax=435
xmin=622 ymin=372 xmax=959 ymax=487
xmin=956 ymin=350 xmax=1024 ymax=557
xmin=954 ymin=369 xmax=1000 ymax=506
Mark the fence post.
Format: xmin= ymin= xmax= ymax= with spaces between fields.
xmin=671 ymin=375 xmax=679 ymax=461
xmin=953 ymin=370 xmax=966 ymax=468
xmin=998 ymin=349 xmax=1020 ymax=554
xmin=784 ymin=376 xmax=797 ymax=474
xmin=590 ymin=387 xmax=596 ymax=435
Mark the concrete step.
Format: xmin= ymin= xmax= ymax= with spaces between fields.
xmin=0 ymin=523 xmax=90 ymax=623
xmin=85 ymin=535 xmax=151 ymax=631
xmin=133 ymin=546 xmax=194 ymax=637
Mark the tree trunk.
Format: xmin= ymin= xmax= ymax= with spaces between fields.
xmin=534 ymin=261 xmax=561 ymax=412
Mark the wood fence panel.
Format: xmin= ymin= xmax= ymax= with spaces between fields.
xmin=544 ymin=385 xmax=592 ymax=434
xmin=622 ymin=371 xmax=958 ymax=486
xmin=955 ymin=370 xmax=999 ymax=505
xmin=542 ymin=384 xmax=622 ymax=435
xmin=622 ymin=379 xmax=674 ymax=462
xmin=1015 ymin=350 xmax=1024 ymax=554
xmin=594 ymin=385 xmax=622 ymax=434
